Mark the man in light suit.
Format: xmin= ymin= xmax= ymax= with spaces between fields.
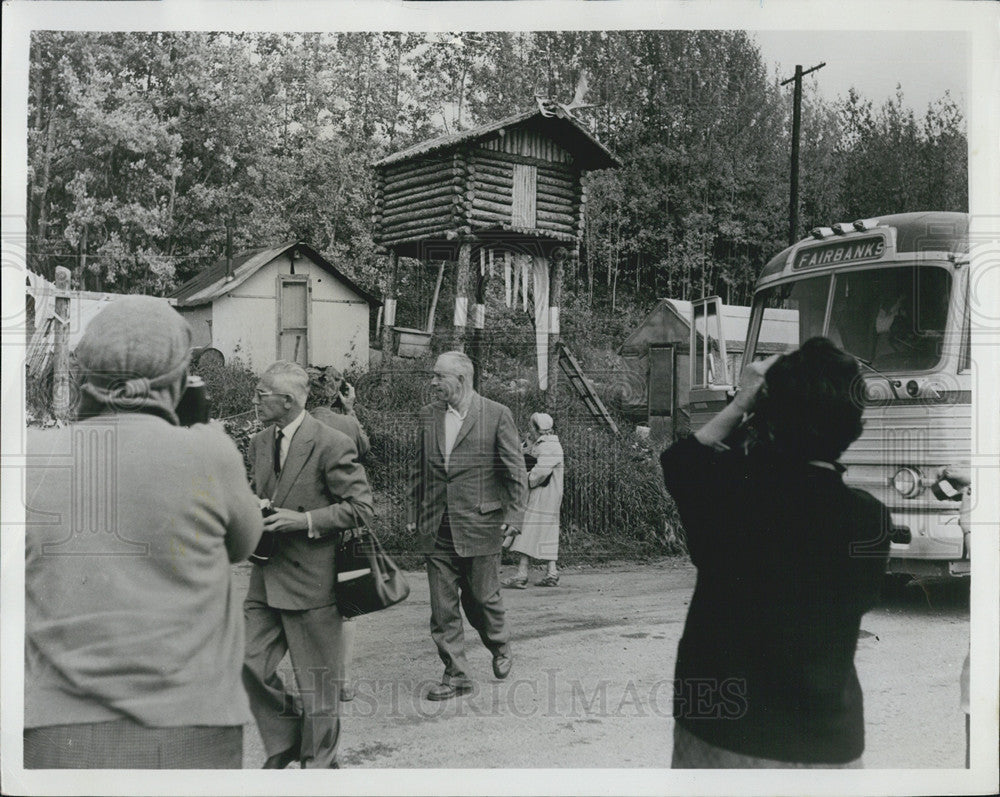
xmin=243 ymin=361 xmax=374 ymax=768
xmin=407 ymin=351 xmax=528 ymax=700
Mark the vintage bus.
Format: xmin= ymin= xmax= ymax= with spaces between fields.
xmin=688 ymin=212 xmax=971 ymax=579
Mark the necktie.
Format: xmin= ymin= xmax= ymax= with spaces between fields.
xmin=273 ymin=429 xmax=283 ymax=475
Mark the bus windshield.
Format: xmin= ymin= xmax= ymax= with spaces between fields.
xmin=750 ymin=266 xmax=951 ymax=372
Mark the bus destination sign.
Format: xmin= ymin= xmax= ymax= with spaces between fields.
xmin=793 ymin=234 xmax=886 ymax=270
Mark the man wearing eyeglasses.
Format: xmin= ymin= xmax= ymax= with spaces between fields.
xmin=242 ymin=360 xmax=374 ymax=769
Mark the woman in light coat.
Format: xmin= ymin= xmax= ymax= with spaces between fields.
xmin=503 ymin=412 xmax=564 ymax=587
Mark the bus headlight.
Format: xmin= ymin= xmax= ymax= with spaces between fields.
xmin=891 ymin=467 xmax=924 ymax=498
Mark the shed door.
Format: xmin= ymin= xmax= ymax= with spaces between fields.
xmin=278 ymin=276 xmax=310 ymax=365
xmin=512 ymin=164 xmax=537 ymax=227
xmin=620 ymin=353 xmax=647 ymax=416
xmin=648 ymin=345 xmax=675 ymax=418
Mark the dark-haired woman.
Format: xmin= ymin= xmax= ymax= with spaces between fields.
xmin=309 ymin=366 xmax=370 ymax=703
xmin=661 ymin=337 xmax=890 ymax=768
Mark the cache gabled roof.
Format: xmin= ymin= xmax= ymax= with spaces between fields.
xmin=374 ymin=109 xmax=620 ymax=171
xmin=170 ymin=242 xmax=380 ymax=308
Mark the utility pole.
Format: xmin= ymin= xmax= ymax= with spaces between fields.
xmin=781 ymin=62 xmax=825 ymax=246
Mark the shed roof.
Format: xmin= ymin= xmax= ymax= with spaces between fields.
xmin=374 ymin=108 xmax=620 ymax=171
xmin=619 ymin=298 xmax=799 ymax=354
xmin=170 ymin=242 xmax=380 ymax=308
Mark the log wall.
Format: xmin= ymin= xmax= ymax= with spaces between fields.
xmin=374 ymin=125 xmax=595 ymax=247
xmin=468 ymin=146 xmax=580 ymax=236
xmin=375 ymin=154 xmax=461 ymax=244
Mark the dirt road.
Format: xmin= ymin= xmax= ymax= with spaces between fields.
xmin=236 ymin=560 xmax=969 ymax=769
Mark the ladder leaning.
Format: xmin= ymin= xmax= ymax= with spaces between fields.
xmin=556 ymin=342 xmax=619 ymax=435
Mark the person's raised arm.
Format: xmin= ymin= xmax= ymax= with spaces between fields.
xmin=694 ymin=354 xmax=781 ymax=449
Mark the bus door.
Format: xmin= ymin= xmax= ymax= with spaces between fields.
xmin=688 ymin=296 xmax=734 ymax=431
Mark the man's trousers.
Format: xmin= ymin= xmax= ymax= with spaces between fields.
xmin=426 ymin=513 xmax=509 ymax=683
xmin=242 ymin=598 xmax=343 ymax=768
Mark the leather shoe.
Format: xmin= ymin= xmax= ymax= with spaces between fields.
xmin=492 ymin=652 xmax=512 ymax=680
xmin=262 ymin=745 xmax=299 ymax=769
xmin=426 ymin=679 xmax=473 ymax=701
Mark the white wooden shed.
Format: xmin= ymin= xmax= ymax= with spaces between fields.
xmin=170 ymin=242 xmax=379 ymax=372
xmin=618 ymin=298 xmax=798 ymax=436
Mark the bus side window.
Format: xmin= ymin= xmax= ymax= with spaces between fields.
xmin=960 ymin=280 xmax=971 ymax=371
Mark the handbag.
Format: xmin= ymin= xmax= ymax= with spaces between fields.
xmin=334 ymin=507 xmax=410 ymax=618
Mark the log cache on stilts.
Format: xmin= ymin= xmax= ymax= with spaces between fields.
xmin=372 ymin=107 xmax=618 ymax=420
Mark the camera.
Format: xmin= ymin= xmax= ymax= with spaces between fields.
xmin=251 ymin=499 xmax=278 ymax=565
xmin=331 ymin=378 xmax=351 ymax=409
xmin=176 ymin=375 xmax=212 ymax=426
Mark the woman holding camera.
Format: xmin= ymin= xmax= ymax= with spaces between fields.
xmin=24 ymin=296 xmax=263 ymax=768
xmin=660 ymin=337 xmax=890 ymax=768
xmin=310 ymin=366 xmax=369 ymax=461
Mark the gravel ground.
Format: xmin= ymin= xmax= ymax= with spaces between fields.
xmin=234 ymin=560 xmax=969 ymax=770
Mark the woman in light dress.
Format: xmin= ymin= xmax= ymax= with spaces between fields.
xmin=503 ymin=412 xmax=564 ymax=588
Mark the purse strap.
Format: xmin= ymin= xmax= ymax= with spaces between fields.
xmin=340 ymin=498 xmax=397 ymax=570
xmin=342 ymin=497 xmax=377 ymax=545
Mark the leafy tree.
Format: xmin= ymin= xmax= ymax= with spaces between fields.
xmin=25 ymin=30 xmax=967 ymax=313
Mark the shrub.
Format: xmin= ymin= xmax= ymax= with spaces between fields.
xmin=554 ymin=420 xmax=684 ymax=561
xmin=189 ymin=357 xmax=260 ymax=471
